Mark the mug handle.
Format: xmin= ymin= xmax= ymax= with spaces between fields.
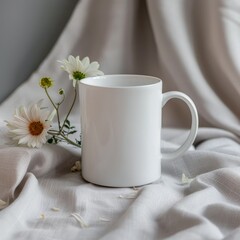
xmin=161 ymin=91 xmax=198 ymax=160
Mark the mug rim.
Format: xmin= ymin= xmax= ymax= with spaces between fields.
xmin=79 ymin=74 xmax=162 ymax=89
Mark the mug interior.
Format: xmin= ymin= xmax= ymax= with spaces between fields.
xmin=80 ymin=74 xmax=161 ymax=88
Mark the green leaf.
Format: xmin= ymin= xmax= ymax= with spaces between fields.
xmin=75 ymin=139 xmax=81 ymax=146
xmin=68 ymin=130 xmax=77 ymax=135
xmin=65 ymin=119 xmax=70 ymax=126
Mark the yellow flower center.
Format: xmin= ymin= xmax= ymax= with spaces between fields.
xmin=39 ymin=77 xmax=54 ymax=89
xmin=29 ymin=121 xmax=44 ymax=136
xmin=73 ymin=71 xmax=86 ymax=80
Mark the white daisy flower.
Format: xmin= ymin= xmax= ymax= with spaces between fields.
xmin=5 ymin=101 xmax=53 ymax=148
xmin=58 ymin=55 xmax=104 ymax=87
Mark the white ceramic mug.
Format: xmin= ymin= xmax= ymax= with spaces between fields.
xmin=79 ymin=75 xmax=198 ymax=187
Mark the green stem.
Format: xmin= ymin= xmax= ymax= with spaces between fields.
xmin=44 ymin=88 xmax=61 ymax=130
xmin=48 ymin=130 xmax=81 ymax=148
xmin=48 ymin=130 xmax=59 ymax=135
xmin=57 ymin=93 xmax=65 ymax=106
xmin=60 ymin=133 xmax=81 ymax=148
xmin=59 ymin=86 xmax=77 ymax=133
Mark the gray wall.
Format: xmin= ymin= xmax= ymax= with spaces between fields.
xmin=0 ymin=0 xmax=78 ymax=103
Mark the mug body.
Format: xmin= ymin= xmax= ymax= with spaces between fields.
xmin=79 ymin=75 xmax=162 ymax=187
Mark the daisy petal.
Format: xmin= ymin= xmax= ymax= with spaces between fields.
xmin=59 ymin=55 xmax=104 ymax=83
xmin=6 ymin=101 xmax=52 ymax=148
xmin=81 ymin=57 xmax=90 ymax=68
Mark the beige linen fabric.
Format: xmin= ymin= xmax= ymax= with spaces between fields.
xmin=0 ymin=0 xmax=240 ymax=239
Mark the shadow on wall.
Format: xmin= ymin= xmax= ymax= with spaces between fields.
xmin=0 ymin=0 xmax=79 ymax=103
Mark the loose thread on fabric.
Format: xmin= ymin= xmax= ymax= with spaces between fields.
xmin=0 ymin=199 xmax=8 ymax=210
xmin=118 ymin=192 xmax=138 ymax=199
xmin=99 ymin=217 xmax=111 ymax=222
xmin=51 ymin=207 xmax=61 ymax=212
xmin=70 ymin=213 xmax=88 ymax=228
xmin=181 ymin=173 xmax=194 ymax=184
